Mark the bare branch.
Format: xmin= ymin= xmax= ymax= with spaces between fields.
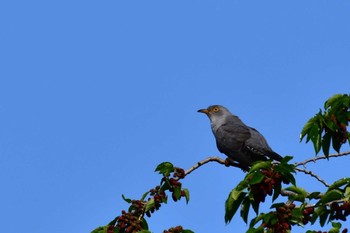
xmin=294 ymin=167 xmax=329 ymax=187
xmin=295 ymin=150 xmax=350 ymax=167
xmin=183 ymin=157 xmax=250 ymax=178
xmin=184 ymin=157 xmax=226 ymax=177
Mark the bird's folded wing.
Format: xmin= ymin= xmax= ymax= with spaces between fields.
xmin=245 ymin=127 xmax=277 ymax=157
xmin=215 ymin=123 xmax=251 ymax=152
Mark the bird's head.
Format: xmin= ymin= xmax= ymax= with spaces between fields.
xmin=197 ymin=105 xmax=231 ymax=121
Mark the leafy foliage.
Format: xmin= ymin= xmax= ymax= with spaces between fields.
xmin=225 ymin=156 xmax=295 ymax=224
xmin=300 ymin=94 xmax=350 ymax=157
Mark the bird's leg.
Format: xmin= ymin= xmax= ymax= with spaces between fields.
xmin=224 ymin=158 xmax=249 ymax=172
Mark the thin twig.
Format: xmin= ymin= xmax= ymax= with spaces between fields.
xmin=294 ymin=167 xmax=329 ymax=187
xmin=295 ymin=150 xmax=350 ymax=167
xmin=184 ymin=157 xmax=226 ymax=177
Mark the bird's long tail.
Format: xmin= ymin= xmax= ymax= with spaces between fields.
xmin=269 ymin=151 xmax=283 ymax=161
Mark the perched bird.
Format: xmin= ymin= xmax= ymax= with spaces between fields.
xmin=198 ymin=105 xmax=282 ymax=171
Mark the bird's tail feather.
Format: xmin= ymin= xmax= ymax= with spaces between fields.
xmin=269 ymin=151 xmax=283 ymax=161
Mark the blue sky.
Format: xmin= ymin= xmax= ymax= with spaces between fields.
xmin=1 ymin=1 xmax=350 ymax=232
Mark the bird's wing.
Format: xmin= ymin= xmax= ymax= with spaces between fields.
xmin=245 ymin=127 xmax=282 ymax=161
xmin=215 ymin=123 xmax=250 ymax=153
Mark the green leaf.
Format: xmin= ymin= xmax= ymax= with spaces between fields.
xmin=265 ymin=213 xmax=279 ymax=226
xmin=249 ymin=214 xmax=265 ymax=228
xmin=270 ymin=202 xmax=286 ymax=209
xmin=274 ymin=170 xmax=296 ymax=186
xmin=246 ymin=226 xmax=265 ymax=233
xmin=155 ymin=162 xmax=174 ymax=176
xmin=308 ymin=192 xmax=321 ymax=200
xmin=173 ymin=185 xmax=182 ymax=200
xmin=319 ymin=211 xmax=330 ymax=227
xmin=310 ymin=206 xmax=322 ymax=224
xmin=331 ymin=134 xmax=342 ymax=153
xmin=91 ymin=226 xmax=108 ymax=233
xmin=249 ymin=171 xmax=265 ymax=185
xmin=285 ymin=186 xmax=307 ymax=200
xmin=240 ymin=196 xmax=250 ymax=224
xmin=291 ymin=207 xmax=303 ymax=223
xmin=249 ymin=161 xmax=271 ymax=173
xmin=140 ymin=191 xmax=150 ymax=201
xmin=301 ymin=111 xmax=327 ymax=155
xmin=183 ymin=188 xmax=190 ymax=204
xmin=331 ymin=221 xmax=342 ymax=229
xmin=322 ymin=132 xmax=331 ymax=157
xmin=144 ymin=198 xmax=155 ymax=212
xmin=274 ymin=163 xmax=295 ymax=174
xmin=225 ymin=190 xmax=247 ymax=224
xmin=317 ymin=190 xmax=343 ymax=205
xmin=324 ymin=117 xmax=337 ymax=131
xmin=280 ymin=155 xmax=294 ymax=164
xmin=108 ymin=216 xmax=118 ymax=226
xmin=311 ymin=125 xmax=322 ymax=154
xmin=251 ymin=198 xmax=260 ymax=215
xmin=329 ymin=229 xmax=340 ymax=233
xmin=325 ymin=94 xmax=344 ymax=110
xmin=345 ymin=187 xmax=350 ymax=199
xmin=182 ymin=229 xmax=195 ymax=233
xmin=141 ymin=218 xmax=149 ymax=230
xmin=285 ymin=186 xmax=307 ymax=195
xmin=235 ymin=179 xmax=249 ymax=192
xmin=328 ymin=178 xmax=350 ymax=190
xmin=122 ymin=194 xmax=132 ymax=203
xmin=300 ymin=117 xmax=316 ymax=142
xmin=272 ymin=182 xmax=281 ymax=202
xmin=137 ymin=230 xmax=151 ymax=233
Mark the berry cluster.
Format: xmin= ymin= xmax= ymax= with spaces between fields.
xmin=329 ymin=114 xmax=348 ymax=144
xmin=163 ymin=225 xmax=183 ymax=233
xmin=261 ymin=203 xmax=295 ymax=233
xmin=116 ymin=208 xmax=143 ymax=233
xmin=112 ymin=165 xmax=189 ymax=232
xmin=145 ymin=185 xmax=166 ymax=217
xmin=145 ymin=168 xmax=187 ymax=217
xmin=301 ymin=206 xmax=315 ymax=225
xmin=173 ymin=167 xmax=185 ymax=179
xmin=330 ymin=201 xmax=350 ymax=221
xmin=249 ymin=168 xmax=289 ymax=204
xmin=169 ymin=178 xmax=187 ymax=202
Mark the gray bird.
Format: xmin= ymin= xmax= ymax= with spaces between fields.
xmin=198 ymin=105 xmax=282 ymax=171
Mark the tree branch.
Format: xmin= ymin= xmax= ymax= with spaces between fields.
xmin=184 ymin=157 xmax=250 ymax=178
xmin=184 ymin=156 xmax=226 ymax=177
xmin=294 ymin=167 xmax=329 ymax=187
xmin=295 ymin=150 xmax=350 ymax=167
xmin=184 ymin=151 xmax=350 ymax=187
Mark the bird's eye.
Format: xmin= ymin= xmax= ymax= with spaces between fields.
xmin=213 ymin=107 xmax=220 ymax=112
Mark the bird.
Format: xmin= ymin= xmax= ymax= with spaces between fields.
xmin=198 ymin=105 xmax=282 ymax=171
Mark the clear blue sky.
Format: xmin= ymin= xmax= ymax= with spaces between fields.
xmin=1 ymin=1 xmax=350 ymax=233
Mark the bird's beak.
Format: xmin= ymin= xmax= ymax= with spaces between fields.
xmin=197 ymin=108 xmax=209 ymax=114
